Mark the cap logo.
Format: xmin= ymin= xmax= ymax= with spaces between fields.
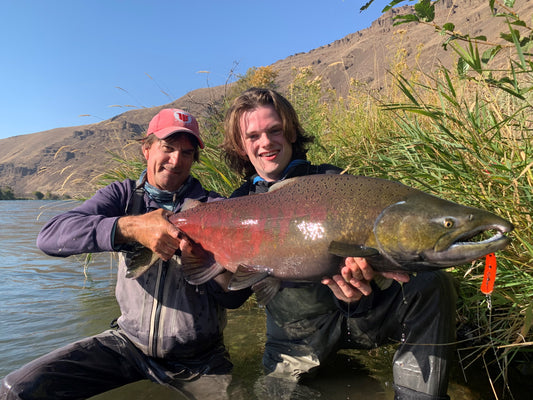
xmin=174 ymin=110 xmax=192 ymax=126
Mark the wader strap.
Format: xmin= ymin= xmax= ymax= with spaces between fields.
xmin=125 ymin=176 xmax=146 ymax=215
xmin=111 ymin=177 xmax=147 ymax=328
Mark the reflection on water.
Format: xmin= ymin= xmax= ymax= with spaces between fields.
xmin=0 ymin=201 xmax=507 ymax=399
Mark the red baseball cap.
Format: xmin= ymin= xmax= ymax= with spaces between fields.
xmin=147 ymin=108 xmax=204 ymax=149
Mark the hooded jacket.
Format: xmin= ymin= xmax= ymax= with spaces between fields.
xmin=37 ymin=176 xmax=250 ymax=362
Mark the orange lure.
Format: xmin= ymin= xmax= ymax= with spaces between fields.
xmin=480 ymin=253 xmax=497 ymax=294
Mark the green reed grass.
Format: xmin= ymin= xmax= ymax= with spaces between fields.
xmin=95 ymin=1 xmax=532 ymax=395
xmin=286 ymin=0 xmax=533 ymax=394
xmin=289 ymin=62 xmax=531 ymax=398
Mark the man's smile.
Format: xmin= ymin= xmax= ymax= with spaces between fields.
xmin=260 ymin=150 xmax=279 ymax=159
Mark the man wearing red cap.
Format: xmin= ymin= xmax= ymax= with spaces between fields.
xmin=0 ymin=109 xmax=251 ymax=400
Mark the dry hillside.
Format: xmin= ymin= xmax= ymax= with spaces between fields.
xmin=1 ymin=0 xmax=531 ymax=198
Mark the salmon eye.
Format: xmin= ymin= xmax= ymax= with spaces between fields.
xmin=443 ymin=219 xmax=454 ymax=228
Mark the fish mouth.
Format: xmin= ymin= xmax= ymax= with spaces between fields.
xmin=428 ymin=222 xmax=513 ymax=266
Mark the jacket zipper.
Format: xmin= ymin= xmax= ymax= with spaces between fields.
xmin=148 ymin=259 xmax=167 ymax=357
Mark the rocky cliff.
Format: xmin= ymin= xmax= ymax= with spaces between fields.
xmin=1 ymin=0 xmax=530 ymax=198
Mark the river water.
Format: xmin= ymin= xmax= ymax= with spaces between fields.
xmin=0 ymin=200 xmax=515 ymax=399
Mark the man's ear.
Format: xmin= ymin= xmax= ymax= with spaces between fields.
xmin=235 ymin=139 xmax=248 ymax=158
xmin=237 ymin=147 xmax=248 ymax=158
xmin=289 ymin=131 xmax=297 ymax=144
xmin=142 ymin=146 xmax=150 ymax=160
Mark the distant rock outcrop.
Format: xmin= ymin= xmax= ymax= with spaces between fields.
xmin=1 ymin=0 xmax=530 ymax=198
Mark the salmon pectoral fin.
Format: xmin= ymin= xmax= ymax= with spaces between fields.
xmin=181 ymin=254 xmax=226 ymax=285
xmin=328 ymin=241 xmax=380 ymax=258
xmin=227 ymin=264 xmax=271 ymax=291
xmin=252 ymin=277 xmax=282 ymax=306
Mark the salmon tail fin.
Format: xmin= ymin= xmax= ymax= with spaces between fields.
xmin=227 ymin=264 xmax=271 ymax=291
xmin=123 ymin=246 xmax=160 ymax=279
xmin=252 ymin=277 xmax=281 ymax=305
xmin=182 ymin=254 xmax=226 ymax=285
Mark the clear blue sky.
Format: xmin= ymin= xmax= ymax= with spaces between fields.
xmin=0 ymin=0 xmax=390 ymax=140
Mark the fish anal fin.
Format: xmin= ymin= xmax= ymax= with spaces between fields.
xmin=328 ymin=241 xmax=380 ymax=258
xmin=227 ymin=264 xmax=271 ymax=291
xmin=182 ymin=263 xmax=226 ymax=285
xmin=252 ymin=277 xmax=281 ymax=305
xmin=181 ymin=251 xmax=225 ymax=285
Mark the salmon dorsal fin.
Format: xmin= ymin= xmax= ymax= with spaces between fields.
xmin=268 ymin=178 xmax=298 ymax=193
xmin=181 ymin=198 xmax=202 ymax=211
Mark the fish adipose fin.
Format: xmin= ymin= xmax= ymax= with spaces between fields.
xmin=228 ymin=264 xmax=272 ymax=291
xmin=328 ymin=241 xmax=380 ymax=258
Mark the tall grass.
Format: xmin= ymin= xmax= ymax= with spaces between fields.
xmin=97 ymin=1 xmax=532 ymax=396
xmin=281 ymin=0 xmax=532 ymax=396
xmin=286 ymin=64 xmax=531 ymax=398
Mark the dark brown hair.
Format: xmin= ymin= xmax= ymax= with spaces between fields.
xmin=222 ymin=87 xmax=314 ymax=177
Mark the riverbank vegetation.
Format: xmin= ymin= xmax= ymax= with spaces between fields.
xmin=101 ymin=1 xmax=532 ymax=397
xmin=0 ymin=187 xmax=68 ymax=200
xmin=0 ymin=187 xmax=15 ymax=200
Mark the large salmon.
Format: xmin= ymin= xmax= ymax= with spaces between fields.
xmin=127 ymin=174 xmax=513 ymax=303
